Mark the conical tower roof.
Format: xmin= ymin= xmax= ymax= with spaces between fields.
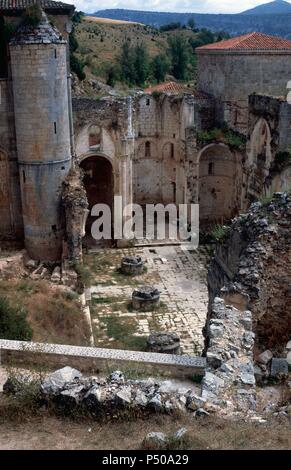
xmin=10 ymin=8 xmax=66 ymax=45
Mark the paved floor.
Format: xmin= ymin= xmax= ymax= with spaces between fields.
xmin=86 ymin=245 xmax=209 ymax=355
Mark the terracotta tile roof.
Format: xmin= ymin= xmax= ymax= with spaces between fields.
xmin=196 ymin=32 xmax=291 ymax=51
xmin=144 ymin=81 xmax=211 ymax=100
xmin=0 ymin=0 xmax=74 ymax=11
xmin=144 ymin=81 xmax=193 ymax=95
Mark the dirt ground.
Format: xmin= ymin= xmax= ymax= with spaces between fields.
xmin=0 ymin=412 xmax=290 ymax=450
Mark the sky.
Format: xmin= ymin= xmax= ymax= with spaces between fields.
xmin=64 ymin=0 xmax=291 ymax=15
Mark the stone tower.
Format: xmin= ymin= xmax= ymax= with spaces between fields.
xmin=9 ymin=10 xmax=72 ymax=262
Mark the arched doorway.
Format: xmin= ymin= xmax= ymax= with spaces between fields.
xmin=198 ymin=144 xmax=240 ymax=227
xmin=80 ymin=155 xmax=114 ymax=241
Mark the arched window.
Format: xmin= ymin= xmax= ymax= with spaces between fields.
xmin=145 ymin=141 xmax=151 ymax=157
xmin=208 ymin=162 xmax=214 ymax=175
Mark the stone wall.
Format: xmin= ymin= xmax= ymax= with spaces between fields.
xmin=0 ymin=339 xmax=206 ymax=379
xmin=206 ymin=192 xmax=291 ymax=355
xmin=197 ymin=50 xmax=291 ymax=134
xmin=0 ymin=79 xmax=23 ymax=240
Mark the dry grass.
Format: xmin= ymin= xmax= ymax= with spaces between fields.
xmin=0 ymin=405 xmax=290 ymax=450
xmin=84 ymin=16 xmax=142 ymax=25
xmin=0 ymin=280 xmax=90 ymax=346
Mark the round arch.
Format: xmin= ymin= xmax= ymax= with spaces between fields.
xmin=79 ymin=154 xmax=114 ymax=239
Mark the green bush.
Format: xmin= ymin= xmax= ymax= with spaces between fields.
xmin=23 ymin=4 xmax=42 ymax=27
xmin=70 ymin=53 xmax=86 ymax=81
xmin=210 ymin=224 xmax=230 ymax=242
xmin=197 ymin=127 xmax=245 ymax=149
xmin=0 ymin=297 xmax=33 ymax=341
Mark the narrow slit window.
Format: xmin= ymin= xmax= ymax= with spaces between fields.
xmin=146 ymin=98 xmax=150 ymax=106
xmin=208 ymin=162 xmax=214 ymax=175
xmin=145 ymin=141 xmax=151 ymax=157
xmin=22 ymin=170 xmax=26 ymax=183
xmin=54 ymin=49 xmax=57 ymax=59
xmin=54 ymin=122 xmax=57 ymax=134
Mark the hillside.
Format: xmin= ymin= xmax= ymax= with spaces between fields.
xmin=93 ymin=8 xmax=291 ymax=38
xmin=73 ymin=18 xmax=207 ymax=95
xmin=242 ymin=0 xmax=291 ymax=15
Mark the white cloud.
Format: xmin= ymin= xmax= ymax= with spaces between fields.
xmin=65 ymin=0 xmax=291 ymax=15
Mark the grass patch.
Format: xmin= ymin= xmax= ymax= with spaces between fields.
xmin=95 ymin=314 xmax=148 ymax=351
xmin=0 ymin=280 xmax=91 ymax=346
xmin=91 ymin=296 xmax=118 ymax=304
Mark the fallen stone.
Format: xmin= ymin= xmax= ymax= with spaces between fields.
xmin=115 ymin=386 xmax=132 ymax=406
xmin=172 ymin=428 xmax=188 ymax=440
xmin=84 ymin=385 xmax=105 ymax=409
xmin=25 ymin=259 xmax=39 ymax=270
xmin=51 ymin=266 xmax=61 ymax=283
xmin=270 ymin=358 xmax=288 ymax=377
xmin=108 ymin=371 xmax=125 ymax=384
xmin=60 ymin=385 xmax=84 ymax=406
xmin=195 ymin=408 xmax=210 ymax=417
xmin=143 ymin=432 xmax=168 ymax=450
xmin=134 ymin=389 xmax=148 ymax=407
xmin=148 ymin=394 xmax=163 ymax=412
xmin=257 ymin=350 xmax=273 ymax=365
xmin=186 ymin=393 xmax=206 ymax=411
xmin=41 ymin=367 xmax=82 ymax=395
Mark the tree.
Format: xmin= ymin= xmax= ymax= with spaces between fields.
xmin=187 ymin=17 xmax=195 ymax=30
xmin=119 ymin=41 xmax=136 ymax=84
xmin=151 ymin=54 xmax=170 ymax=83
xmin=134 ymin=43 xmax=150 ymax=86
xmin=168 ymin=35 xmax=190 ymax=80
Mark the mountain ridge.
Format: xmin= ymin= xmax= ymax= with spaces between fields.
xmin=92 ymin=7 xmax=291 ymax=39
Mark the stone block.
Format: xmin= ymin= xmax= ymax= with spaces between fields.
xmin=270 ymin=358 xmax=288 ymax=377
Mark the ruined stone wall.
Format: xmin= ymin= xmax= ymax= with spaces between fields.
xmin=207 ymin=192 xmax=291 ymax=355
xmin=0 ymin=79 xmax=23 ymax=240
xmin=203 ymin=193 xmax=291 ymax=411
xmin=197 ymin=51 xmax=291 ymax=134
xmin=133 ymin=95 xmax=196 ymax=206
xmin=247 ymin=94 xmax=291 ymax=200
xmin=198 ymin=144 xmax=243 ymax=226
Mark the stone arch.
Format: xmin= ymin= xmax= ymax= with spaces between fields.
xmin=75 ymin=124 xmax=116 ymax=164
xmin=0 ymin=148 xmax=12 ymax=235
xmin=198 ymin=143 xmax=240 ymax=226
xmin=79 ymin=154 xmax=114 ymax=239
xmin=247 ymin=118 xmax=273 ymax=197
xmin=248 ymin=118 xmax=272 ymax=169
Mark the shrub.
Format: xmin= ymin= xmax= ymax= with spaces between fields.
xmin=70 ymin=53 xmax=86 ymax=81
xmin=23 ymin=4 xmax=42 ymax=27
xmin=210 ymin=224 xmax=230 ymax=242
xmin=0 ymin=297 xmax=33 ymax=341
